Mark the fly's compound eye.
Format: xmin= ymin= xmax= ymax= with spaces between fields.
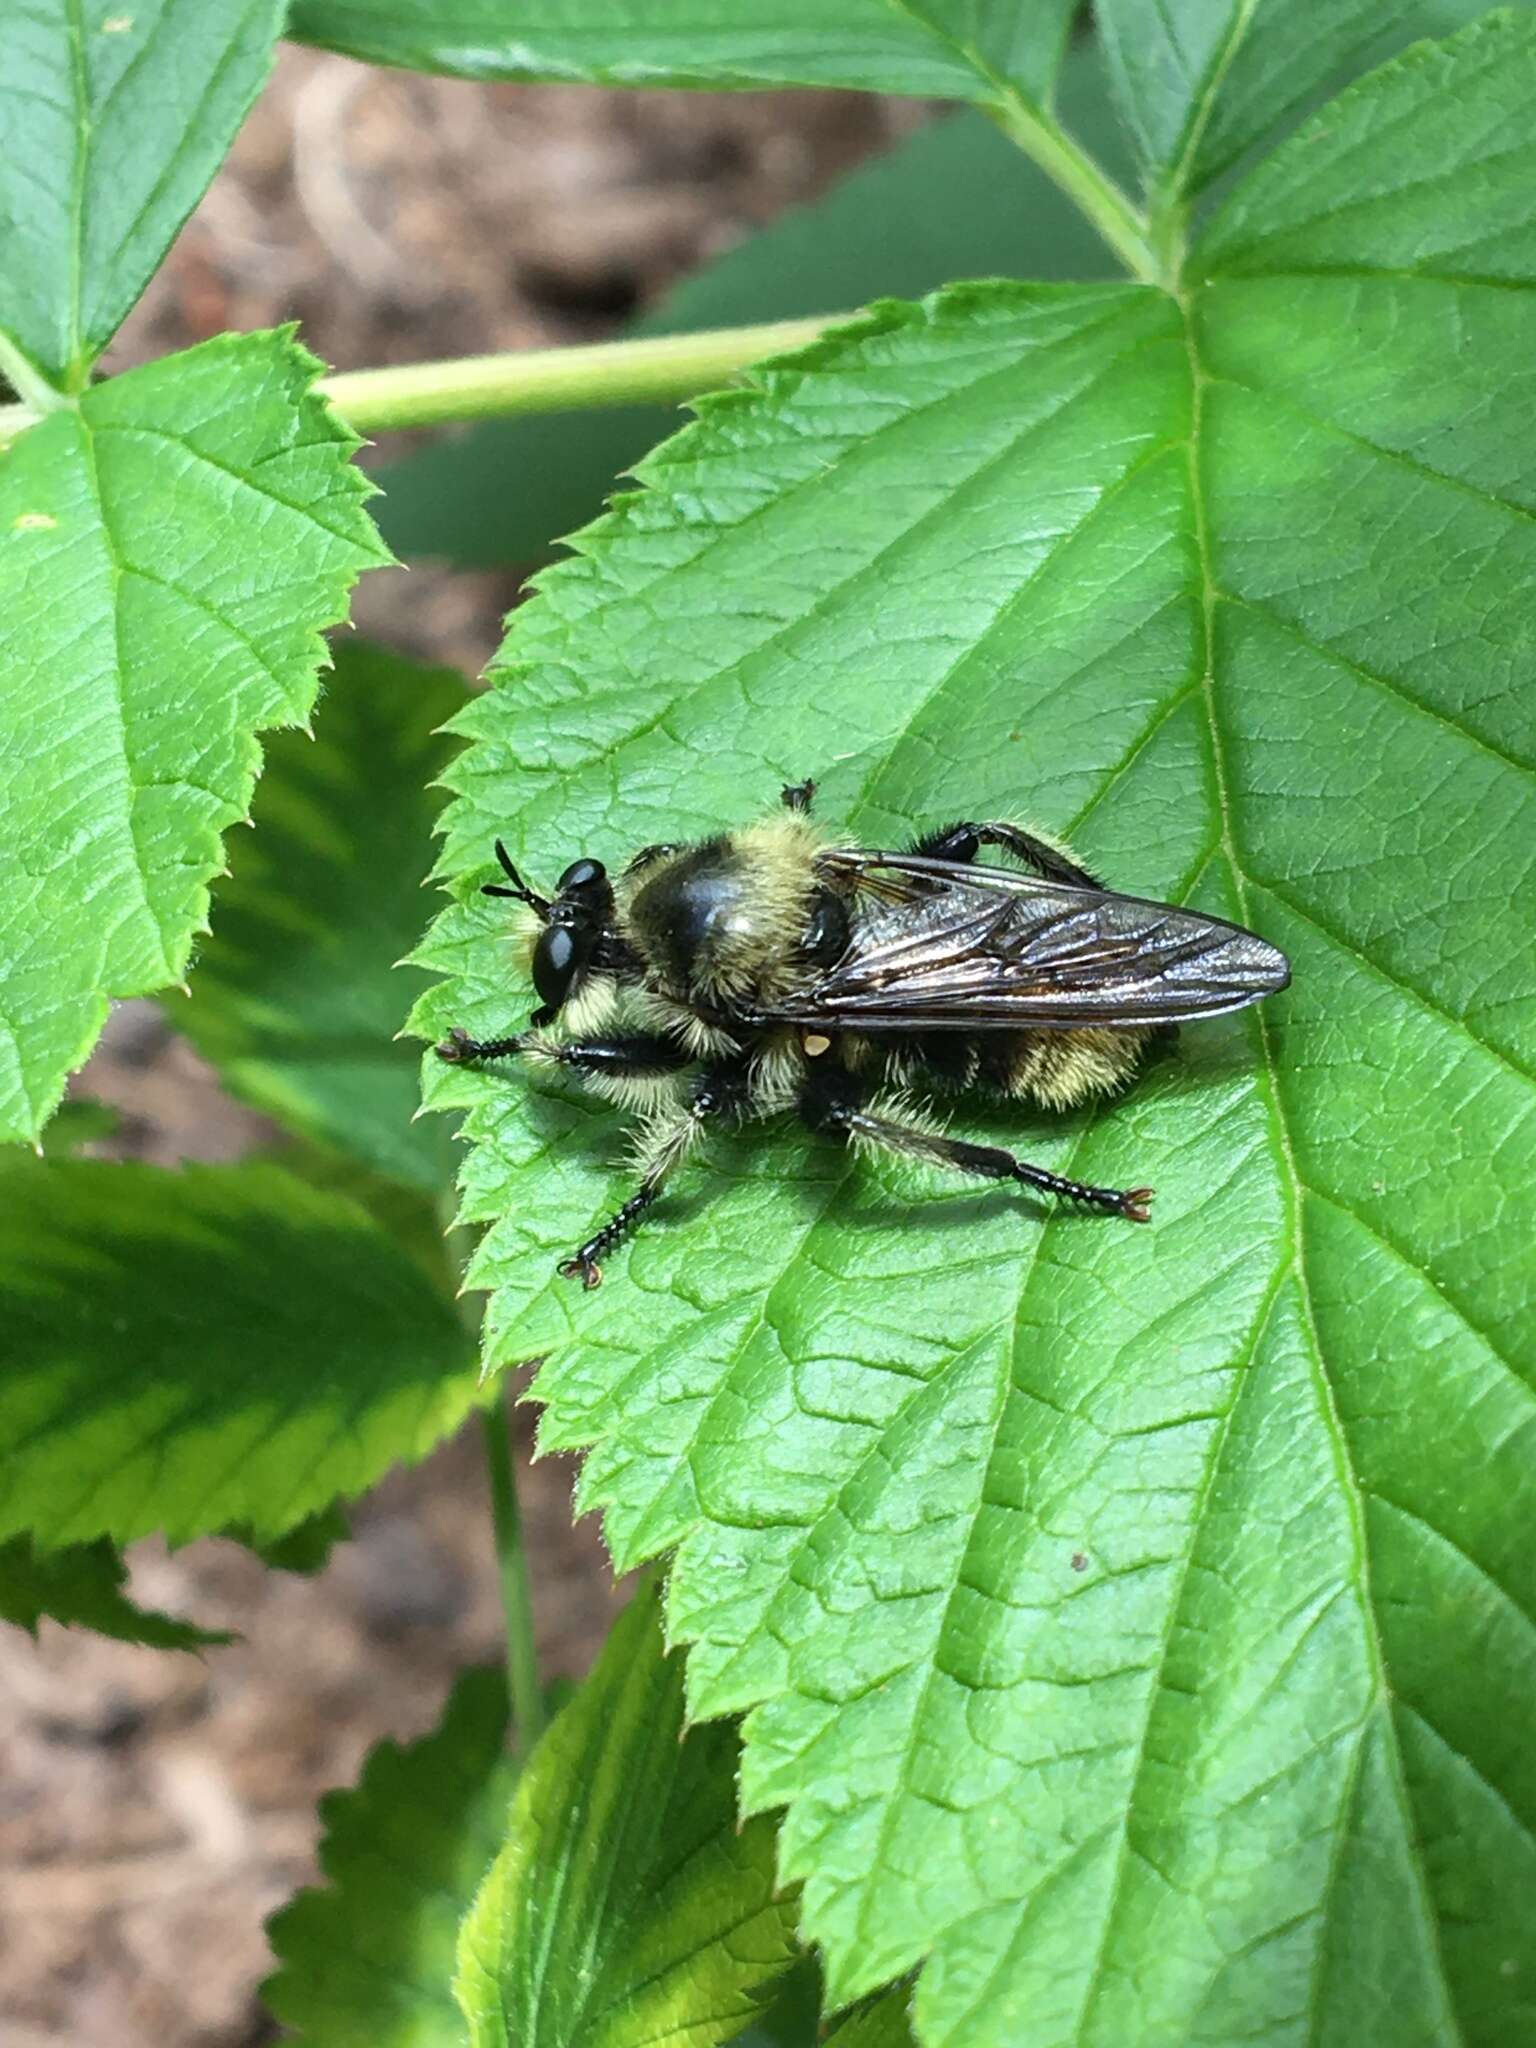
xmin=557 ymin=858 xmax=607 ymax=894
xmin=531 ymin=922 xmax=592 ymax=1013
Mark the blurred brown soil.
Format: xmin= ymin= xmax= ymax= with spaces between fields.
xmin=2 ymin=48 xmax=913 ymax=2048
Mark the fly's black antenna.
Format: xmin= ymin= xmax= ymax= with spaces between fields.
xmin=482 ymin=839 xmax=551 ymax=917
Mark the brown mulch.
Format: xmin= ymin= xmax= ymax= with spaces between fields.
xmin=3 ymin=47 xmax=916 ymax=2048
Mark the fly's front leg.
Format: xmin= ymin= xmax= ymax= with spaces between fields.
xmin=799 ymin=1063 xmax=1153 ymax=1222
xmin=781 ymin=778 xmax=817 ymax=814
xmin=436 ymin=1027 xmax=524 ymax=1062
xmin=914 ymin=820 xmax=1103 ymax=891
xmin=558 ymin=1056 xmax=755 ymax=1288
xmin=435 ymin=1029 xmax=690 ymax=1085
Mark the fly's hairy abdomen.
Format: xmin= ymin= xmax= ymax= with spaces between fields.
xmin=850 ymin=1022 xmax=1155 ymax=1112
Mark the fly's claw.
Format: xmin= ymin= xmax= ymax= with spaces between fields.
xmin=558 ymin=1255 xmax=603 ymax=1289
xmin=1120 ymin=1186 xmax=1155 ymax=1224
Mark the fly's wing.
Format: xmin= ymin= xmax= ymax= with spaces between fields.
xmin=761 ymin=850 xmax=1290 ymax=1031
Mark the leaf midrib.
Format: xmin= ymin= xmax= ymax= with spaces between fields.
xmin=1163 ymin=0 xmax=1262 ymax=200
xmin=883 ymin=0 xmax=1047 ymax=114
xmin=79 ymin=3 xmax=270 ymax=350
xmin=72 ymin=409 xmax=175 ymax=982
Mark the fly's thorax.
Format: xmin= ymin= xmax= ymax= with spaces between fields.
xmin=619 ymin=813 xmax=822 ymax=1007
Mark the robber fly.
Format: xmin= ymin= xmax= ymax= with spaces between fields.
xmin=437 ymin=780 xmax=1290 ymax=1286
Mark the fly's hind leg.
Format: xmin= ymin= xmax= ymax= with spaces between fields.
xmin=780 ymin=778 xmax=817 ymax=814
xmin=799 ymin=1063 xmax=1153 ymax=1222
xmin=914 ymin=820 xmax=1103 ymax=891
xmin=558 ymin=1056 xmax=755 ymax=1287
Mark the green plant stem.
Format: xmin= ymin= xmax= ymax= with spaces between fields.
xmin=1146 ymin=183 xmax=1191 ymax=292
xmin=0 ymin=315 xmax=846 ymax=444
xmin=0 ymin=332 xmax=71 ymax=423
xmin=481 ymin=1394 xmax=546 ymax=1753
xmin=441 ymin=1179 xmax=544 ymax=1754
xmin=321 ymin=315 xmax=845 ymax=433
xmin=988 ymin=94 xmax=1158 ymax=284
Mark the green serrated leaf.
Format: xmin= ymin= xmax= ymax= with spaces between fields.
xmin=288 ymin=0 xmax=1077 ymax=104
xmin=172 ymin=640 xmax=465 ymax=1192
xmin=1199 ymin=5 xmax=1536 ymax=280
xmin=1097 ymin=0 xmax=1525 ymax=200
xmin=0 ymin=328 xmax=387 ymax=1146
xmin=741 ymin=1969 xmax=918 ymax=2048
xmin=415 ymin=15 xmax=1536 ymax=2040
xmin=35 ymin=1098 xmax=121 ymax=1152
xmin=376 ymin=56 xmax=1132 ymax=570
xmin=228 ymin=1499 xmax=350 ymax=1575
xmin=0 ymin=1531 xmax=229 ymax=1648
xmin=727 ymin=1957 xmax=823 ymax=2048
xmin=268 ymin=1136 xmax=456 ymax=1292
xmin=826 ymin=1990 xmax=919 ymax=2048
xmin=0 ymin=1157 xmax=480 ymax=1548
xmin=1 ymin=0 xmax=284 ymax=391
xmin=732 ymin=1967 xmax=915 ymax=2048
xmin=455 ymin=1584 xmax=798 ymax=2048
xmin=264 ymin=1664 xmax=517 ymax=2047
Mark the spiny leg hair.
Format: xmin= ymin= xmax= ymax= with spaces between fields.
xmin=436 ymin=1028 xmax=692 ymax=1080
xmin=799 ymin=1061 xmax=1153 ymax=1222
xmin=558 ymin=1056 xmax=756 ymax=1288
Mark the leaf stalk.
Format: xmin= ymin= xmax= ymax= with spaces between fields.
xmin=1146 ymin=183 xmax=1191 ymax=292
xmin=481 ymin=1395 xmax=547 ymax=1753
xmin=0 ymin=316 xmax=846 ymax=445
xmin=320 ymin=315 xmax=845 ymax=433
xmin=987 ymin=94 xmax=1159 ymax=285
xmin=0 ymin=333 xmax=73 ymax=430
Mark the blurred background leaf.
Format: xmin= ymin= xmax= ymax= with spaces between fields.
xmin=265 ymin=1665 xmax=518 ymax=2046
xmin=171 ymin=641 xmax=466 ymax=1194
xmin=289 ymin=0 xmax=1079 ymax=102
xmin=0 ymin=1533 xmax=230 ymax=1650
xmin=0 ymin=1158 xmax=479 ymax=1549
